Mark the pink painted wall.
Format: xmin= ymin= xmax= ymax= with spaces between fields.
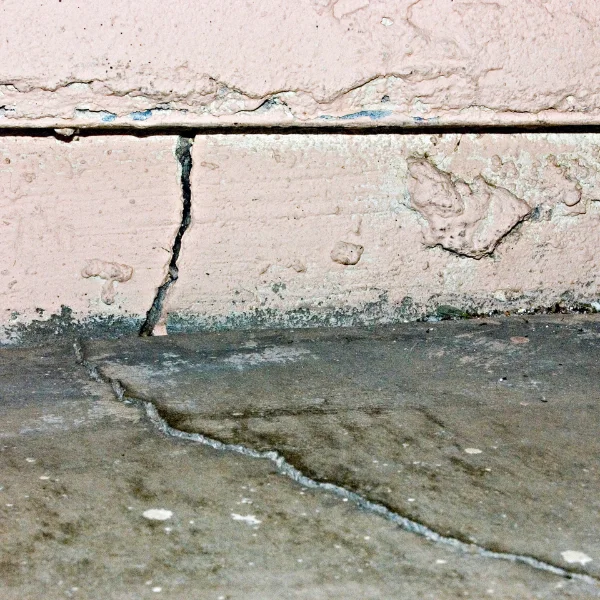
xmin=168 ymin=133 xmax=600 ymax=330
xmin=1 ymin=2 xmax=600 ymax=340
xmin=1 ymin=0 xmax=599 ymax=129
xmin=0 ymin=136 xmax=181 ymax=341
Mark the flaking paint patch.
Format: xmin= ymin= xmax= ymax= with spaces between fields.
xmin=407 ymin=159 xmax=531 ymax=258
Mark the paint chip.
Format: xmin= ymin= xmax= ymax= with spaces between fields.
xmin=561 ymin=550 xmax=593 ymax=565
xmin=143 ymin=509 xmax=173 ymax=521
xmin=464 ymin=448 xmax=483 ymax=455
xmin=381 ymin=17 xmax=393 ymax=26
xmin=231 ymin=513 xmax=261 ymax=526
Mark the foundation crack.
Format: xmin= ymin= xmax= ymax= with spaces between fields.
xmin=73 ymin=339 xmax=599 ymax=587
xmin=139 ymin=135 xmax=194 ymax=336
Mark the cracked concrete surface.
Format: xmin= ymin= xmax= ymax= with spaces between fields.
xmin=166 ymin=133 xmax=600 ymax=332
xmin=2 ymin=0 xmax=600 ymax=128
xmin=139 ymin=137 xmax=194 ymax=337
xmin=4 ymin=131 xmax=600 ymax=342
xmin=0 ymin=135 xmax=182 ymax=342
xmin=2 ymin=315 xmax=597 ymax=598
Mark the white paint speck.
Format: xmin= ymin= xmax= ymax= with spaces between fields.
xmin=25 ymin=458 xmax=36 ymax=463
xmin=435 ymin=559 xmax=447 ymax=564
xmin=407 ymin=498 xmax=416 ymax=503
xmin=224 ymin=347 xmax=311 ymax=370
xmin=152 ymin=587 xmax=162 ymax=593
xmin=231 ymin=513 xmax=261 ymax=526
xmin=39 ymin=476 xmax=50 ymax=480
xmin=143 ymin=509 xmax=173 ymax=521
xmin=464 ymin=448 xmax=483 ymax=455
xmin=561 ymin=550 xmax=593 ymax=565
xmin=381 ymin=17 xmax=393 ymax=26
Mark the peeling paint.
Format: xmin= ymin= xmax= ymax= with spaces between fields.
xmin=407 ymin=159 xmax=531 ymax=258
xmin=131 ymin=110 xmax=153 ymax=121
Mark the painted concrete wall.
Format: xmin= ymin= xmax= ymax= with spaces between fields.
xmin=1 ymin=2 xmax=600 ymax=340
xmin=169 ymin=133 xmax=600 ymax=330
xmin=1 ymin=0 xmax=599 ymax=129
xmin=0 ymin=136 xmax=181 ymax=341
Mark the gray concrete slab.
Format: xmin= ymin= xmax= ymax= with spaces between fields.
xmin=3 ymin=341 xmax=593 ymax=598
xmin=86 ymin=314 xmax=600 ymax=585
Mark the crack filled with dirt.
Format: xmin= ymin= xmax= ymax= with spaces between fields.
xmin=139 ymin=136 xmax=194 ymax=336
xmin=72 ymin=339 xmax=599 ymax=587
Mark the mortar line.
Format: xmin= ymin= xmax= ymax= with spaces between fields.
xmin=139 ymin=136 xmax=194 ymax=336
xmin=73 ymin=340 xmax=598 ymax=587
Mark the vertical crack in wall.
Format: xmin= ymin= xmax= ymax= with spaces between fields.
xmin=140 ymin=136 xmax=194 ymax=336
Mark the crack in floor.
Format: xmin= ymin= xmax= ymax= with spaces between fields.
xmin=72 ymin=339 xmax=598 ymax=587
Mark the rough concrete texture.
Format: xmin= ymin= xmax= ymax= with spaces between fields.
xmin=1 ymin=0 xmax=600 ymax=128
xmin=167 ymin=133 xmax=600 ymax=330
xmin=0 ymin=135 xmax=181 ymax=343
xmin=86 ymin=315 xmax=600 ymax=584
xmin=2 ymin=317 xmax=600 ymax=598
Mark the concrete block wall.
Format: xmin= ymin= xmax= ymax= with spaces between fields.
xmin=170 ymin=133 xmax=600 ymax=331
xmin=2 ymin=1 xmax=600 ymax=341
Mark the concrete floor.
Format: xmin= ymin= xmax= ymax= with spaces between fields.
xmin=1 ymin=315 xmax=599 ymax=599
